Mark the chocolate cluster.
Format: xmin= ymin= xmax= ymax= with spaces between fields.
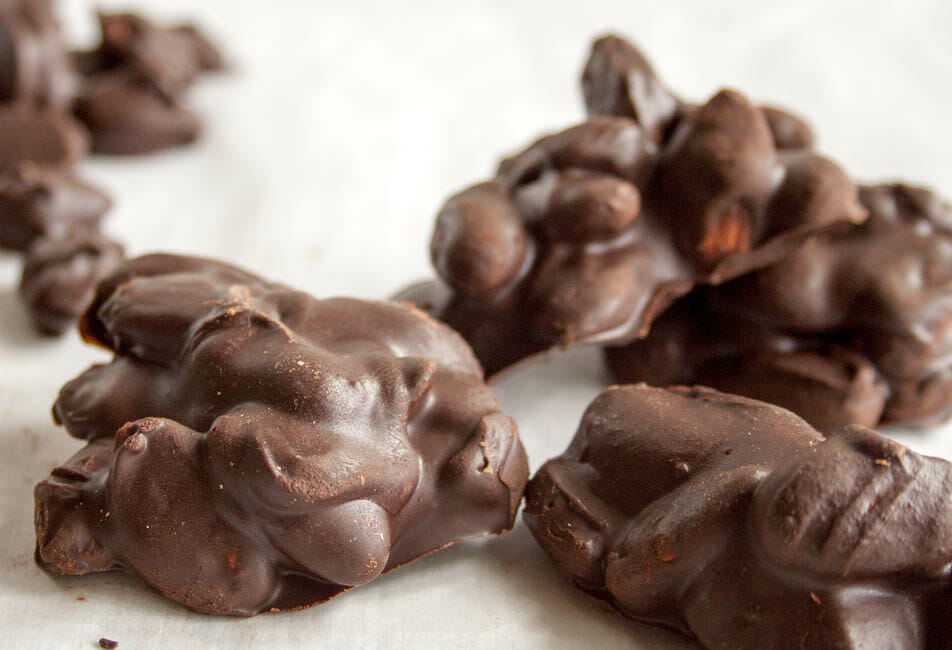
xmin=402 ymin=33 xmax=952 ymax=431
xmin=525 ymin=384 xmax=952 ymax=648
xmin=35 ymin=254 xmax=528 ymax=615
xmin=397 ymin=37 xmax=865 ymax=376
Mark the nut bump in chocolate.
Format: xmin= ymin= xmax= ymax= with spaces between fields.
xmin=35 ymin=254 xmax=528 ymax=615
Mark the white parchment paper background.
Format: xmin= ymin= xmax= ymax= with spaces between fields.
xmin=1 ymin=1 xmax=949 ymax=647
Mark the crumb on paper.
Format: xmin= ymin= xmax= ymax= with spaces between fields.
xmin=98 ymin=639 xmax=118 ymax=649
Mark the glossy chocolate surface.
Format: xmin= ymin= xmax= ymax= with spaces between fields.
xmin=34 ymin=254 xmax=528 ymax=615
xmin=524 ymin=384 xmax=952 ymax=648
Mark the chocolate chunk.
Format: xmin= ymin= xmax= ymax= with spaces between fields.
xmin=0 ymin=0 xmax=78 ymax=109
xmin=524 ymin=384 xmax=952 ymax=648
xmin=0 ymin=162 xmax=110 ymax=251
xmin=604 ymin=294 xmax=889 ymax=432
xmin=0 ymin=105 xmax=88 ymax=168
xmin=72 ymin=73 xmax=200 ymax=155
xmin=19 ymin=230 xmax=123 ymax=335
xmin=399 ymin=93 xmax=863 ymax=375
xmin=98 ymin=639 xmax=118 ymax=650
xmin=34 ymin=254 xmax=528 ymax=616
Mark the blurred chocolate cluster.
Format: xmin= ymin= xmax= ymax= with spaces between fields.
xmin=0 ymin=0 xmax=222 ymax=335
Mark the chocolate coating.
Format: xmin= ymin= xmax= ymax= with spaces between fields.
xmin=0 ymin=0 xmax=78 ymax=109
xmin=524 ymin=384 xmax=952 ymax=648
xmin=34 ymin=254 xmax=528 ymax=616
xmin=0 ymin=105 xmax=88 ymax=168
xmin=0 ymin=161 xmax=110 ymax=250
xmin=18 ymin=230 xmax=123 ymax=335
xmin=400 ymin=90 xmax=863 ymax=375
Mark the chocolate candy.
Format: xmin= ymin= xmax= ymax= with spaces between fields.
xmin=0 ymin=105 xmax=88 ymax=168
xmin=18 ymin=230 xmax=123 ymax=335
xmin=604 ymin=294 xmax=890 ymax=432
xmin=0 ymin=0 xmax=78 ymax=109
xmin=524 ymin=384 xmax=952 ymax=648
xmin=71 ymin=12 xmax=221 ymax=155
xmin=34 ymin=254 xmax=528 ymax=615
xmin=0 ymin=161 xmax=110 ymax=250
xmin=399 ymin=86 xmax=863 ymax=375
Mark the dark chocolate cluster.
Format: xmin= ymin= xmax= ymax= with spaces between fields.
xmin=397 ymin=37 xmax=864 ymax=376
xmin=401 ymin=33 xmax=952 ymax=431
xmin=35 ymin=254 xmax=528 ymax=615
xmin=525 ymin=384 xmax=952 ymax=648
